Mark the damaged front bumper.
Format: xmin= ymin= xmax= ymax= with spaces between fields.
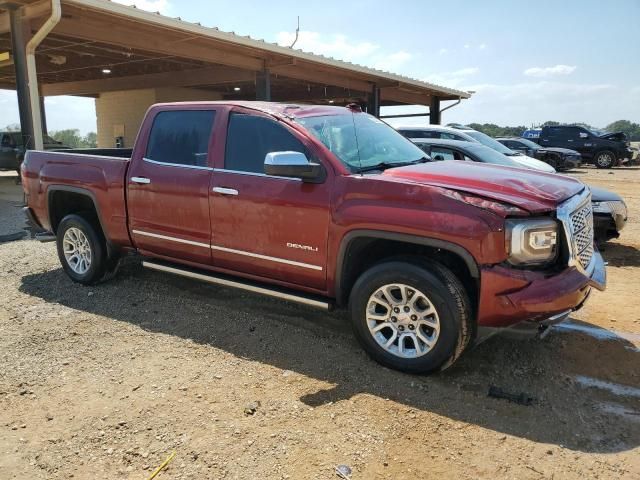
xmin=477 ymin=251 xmax=606 ymax=329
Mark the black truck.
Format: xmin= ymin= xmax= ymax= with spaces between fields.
xmin=538 ymin=125 xmax=633 ymax=168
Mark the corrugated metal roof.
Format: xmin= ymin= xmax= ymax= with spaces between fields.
xmin=66 ymin=0 xmax=471 ymax=99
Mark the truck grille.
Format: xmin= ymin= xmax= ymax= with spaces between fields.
xmin=569 ymin=201 xmax=594 ymax=270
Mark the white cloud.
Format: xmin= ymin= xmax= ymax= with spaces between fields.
xmin=276 ymin=31 xmax=412 ymax=72
xmin=464 ymin=44 xmax=470 ymax=49
xmin=384 ymin=81 xmax=640 ymax=128
xmin=445 ymin=81 xmax=637 ymax=127
xmin=478 ymin=43 xmax=487 ymax=50
xmin=423 ymin=67 xmax=479 ymax=88
xmin=438 ymin=48 xmax=448 ymax=55
xmin=524 ymin=64 xmax=576 ymax=77
xmin=111 ymin=0 xmax=170 ymax=14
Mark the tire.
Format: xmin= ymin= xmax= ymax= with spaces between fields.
xmin=594 ymin=150 xmax=615 ymax=169
xmin=56 ymin=214 xmax=108 ymax=285
xmin=348 ymin=260 xmax=472 ymax=374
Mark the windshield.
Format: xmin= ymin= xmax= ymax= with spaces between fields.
xmin=465 ymin=130 xmax=516 ymax=155
xmin=297 ymin=112 xmax=427 ymax=172
xmin=515 ymin=138 xmax=540 ymax=150
xmin=467 ymin=144 xmax=525 ymax=168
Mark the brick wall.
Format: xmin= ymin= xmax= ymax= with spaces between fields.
xmin=95 ymin=87 xmax=223 ymax=148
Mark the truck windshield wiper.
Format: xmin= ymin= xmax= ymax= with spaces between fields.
xmin=356 ymin=157 xmax=430 ymax=173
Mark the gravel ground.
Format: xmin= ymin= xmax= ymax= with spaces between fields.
xmin=0 ymin=174 xmax=27 ymax=238
xmin=0 ymin=167 xmax=639 ymax=479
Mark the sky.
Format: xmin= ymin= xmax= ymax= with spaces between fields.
xmin=1 ymin=0 xmax=639 ymax=133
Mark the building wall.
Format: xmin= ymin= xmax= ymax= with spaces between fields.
xmin=95 ymin=87 xmax=223 ymax=148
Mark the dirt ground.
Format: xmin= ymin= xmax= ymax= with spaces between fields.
xmin=0 ymin=167 xmax=638 ymax=480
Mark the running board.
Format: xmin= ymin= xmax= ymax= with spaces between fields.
xmin=142 ymin=260 xmax=332 ymax=310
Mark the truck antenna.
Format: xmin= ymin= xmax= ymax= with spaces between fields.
xmin=289 ymin=16 xmax=300 ymax=48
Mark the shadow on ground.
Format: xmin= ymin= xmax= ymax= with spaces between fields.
xmin=20 ymin=260 xmax=640 ymax=454
xmin=601 ymin=242 xmax=640 ymax=267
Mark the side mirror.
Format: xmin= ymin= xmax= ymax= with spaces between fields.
xmin=264 ymin=151 xmax=324 ymax=183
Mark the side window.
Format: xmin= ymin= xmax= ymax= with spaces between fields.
xmin=430 ymin=147 xmax=458 ymax=161
xmin=225 ymin=113 xmax=307 ymax=174
xmin=145 ymin=110 xmax=216 ymax=167
xmin=1 ymin=134 xmax=10 ymax=147
xmin=440 ymin=132 xmax=459 ymax=140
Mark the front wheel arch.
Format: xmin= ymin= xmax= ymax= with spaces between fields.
xmin=334 ymin=230 xmax=479 ymax=307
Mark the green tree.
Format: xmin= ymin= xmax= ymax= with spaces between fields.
xmin=3 ymin=123 xmax=20 ymax=132
xmin=49 ymin=129 xmax=98 ymax=148
xmin=605 ymin=120 xmax=640 ymax=141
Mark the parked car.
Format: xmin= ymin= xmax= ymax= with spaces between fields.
xmin=538 ymin=125 xmax=633 ymax=168
xmin=590 ymin=186 xmax=628 ymax=244
xmin=22 ymin=102 xmax=605 ymax=374
xmin=496 ymin=137 xmax=582 ymax=171
xmin=411 ymin=138 xmax=626 ymax=243
xmin=0 ymin=131 xmax=68 ymax=173
xmin=397 ymin=125 xmax=556 ymax=173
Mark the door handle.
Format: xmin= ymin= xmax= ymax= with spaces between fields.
xmin=212 ymin=187 xmax=239 ymax=196
xmin=131 ymin=177 xmax=151 ymax=184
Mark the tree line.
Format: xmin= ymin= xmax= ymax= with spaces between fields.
xmin=467 ymin=120 xmax=640 ymax=141
xmin=3 ymin=124 xmax=97 ymax=148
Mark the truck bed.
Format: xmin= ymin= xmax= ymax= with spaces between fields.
xmin=22 ymin=149 xmax=132 ymax=246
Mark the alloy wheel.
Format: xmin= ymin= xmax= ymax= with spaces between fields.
xmin=366 ymin=283 xmax=440 ymax=358
xmin=62 ymin=227 xmax=92 ymax=275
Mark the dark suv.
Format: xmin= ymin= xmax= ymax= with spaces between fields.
xmin=538 ymin=125 xmax=632 ymax=168
xmin=497 ymin=137 xmax=581 ymax=171
xmin=0 ymin=132 xmax=68 ymax=174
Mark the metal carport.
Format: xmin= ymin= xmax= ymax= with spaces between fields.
xmin=0 ymin=0 xmax=470 ymax=150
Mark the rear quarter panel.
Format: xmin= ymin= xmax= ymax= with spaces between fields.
xmin=23 ymin=151 xmax=131 ymax=246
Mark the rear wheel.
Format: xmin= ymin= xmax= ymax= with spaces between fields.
xmin=349 ymin=260 xmax=472 ymax=374
xmin=56 ymin=214 xmax=107 ymax=285
xmin=594 ymin=150 xmax=615 ymax=169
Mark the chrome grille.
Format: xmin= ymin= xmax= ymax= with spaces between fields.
xmin=569 ymin=201 xmax=594 ymax=270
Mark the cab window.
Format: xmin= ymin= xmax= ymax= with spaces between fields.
xmin=145 ymin=110 xmax=216 ymax=167
xmin=225 ymin=113 xmax=307 ymax=174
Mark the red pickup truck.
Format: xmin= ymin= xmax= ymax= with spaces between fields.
xmin=22 ymin=101 xmax=606 ymax=373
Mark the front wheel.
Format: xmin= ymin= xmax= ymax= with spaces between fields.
xmin=56 ymin=214 xmax=107 ymax=285
xmin=349 ymin=261 xmax=472 ymax=374
xmin=594 ymin=150 xmax=615 ymax=169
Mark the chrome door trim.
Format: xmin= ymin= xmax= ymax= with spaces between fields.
xmin=131 ymin=176 xmax=151 ymax=184
xmin=143 ymin=157 xmax=213 ymax=171
xmin=213 ymin=168 xmax=302 ymax=182
xmin=132 ymin=229 xmax=210 ymax=248
xmin=212 ymin=187 xmax=239 ymax=196
xmin=211 ymin=244 xmax=323 ymax=271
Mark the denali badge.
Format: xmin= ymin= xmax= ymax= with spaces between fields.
xmin=287 ymin=242 xmax=318 ymax=252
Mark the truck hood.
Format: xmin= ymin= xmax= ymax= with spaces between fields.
xmin=599 ymin=131 xmax=627 ymax=142
xmin=383 ymin=161 xmax=585 ymax=213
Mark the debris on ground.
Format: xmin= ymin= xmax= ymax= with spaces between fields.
xmin=488 ymin=386 xmax=534 ymax=406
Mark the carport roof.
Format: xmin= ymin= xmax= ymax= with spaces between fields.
xmin=0 ymin=0 xmax=471 ymax=105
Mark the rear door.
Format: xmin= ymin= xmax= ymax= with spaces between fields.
xmin=209 ymin=109 xmax=331 ymax=291
xmin=127 ymin=108 xmax=217 ymax=264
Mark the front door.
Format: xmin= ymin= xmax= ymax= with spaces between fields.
xmin=209 ymin=110 xmax=331 ymax=291
xmin=127 ymin=108 xmax=217 ymax=264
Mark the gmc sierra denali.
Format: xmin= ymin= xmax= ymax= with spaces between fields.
xmin=22 ymin=102 xmax=606 ymax=374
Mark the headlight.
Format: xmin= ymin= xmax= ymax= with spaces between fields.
xmin=591 ymin=201 xmax=612 ymax=213
xmin=506 ymin=218 xmax=559 ymax=266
